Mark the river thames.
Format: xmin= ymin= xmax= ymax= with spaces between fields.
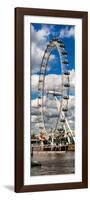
xmin=31 ymin=151 xmax=75 ymax=176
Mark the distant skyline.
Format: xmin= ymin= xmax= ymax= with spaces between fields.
xmin=31 ymin=23 xmax=75 ymax=134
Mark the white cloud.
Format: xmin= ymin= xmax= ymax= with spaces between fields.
xmin=60 ymin=27 xmax=75 ymax=38
xmin=31 ymin=25 xmax=51 ymax=73
xmin=31 ymin=25 xmax=75 ymax=74
xmin=70 ymin=69 xmax=75 ymax=84
xmin=31 ymin=74 xmax=62 ymax=92
xmin=31 ymin=69 xmax=75 ymax=95
xmin=45 ymin=74 xmax=62 ymax=91
xmin=31 ymin=95 xmax=75 ymax=134
xmin=31 ymin=25 xmax=50 ymax=45
xmin=31 ymin=74 xmax=39 ymax=91
xmin=31 ymin=25 xmax=57 ymax=74
xmin=31 ymin=98 xmax=39 ymax=107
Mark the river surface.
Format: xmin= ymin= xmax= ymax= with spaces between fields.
xmin=31 ymin=151 xmax=75 ymax=176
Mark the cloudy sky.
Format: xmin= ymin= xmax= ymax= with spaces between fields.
xmin=30 ymin=23 xmax=75 ymax=135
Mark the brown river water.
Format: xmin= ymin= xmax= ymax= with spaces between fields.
xmin=31 ymin=151 xmax=75 ymax=176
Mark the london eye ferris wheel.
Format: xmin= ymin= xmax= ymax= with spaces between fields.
xmin=36 ymin=38 xmax=74 ymax=144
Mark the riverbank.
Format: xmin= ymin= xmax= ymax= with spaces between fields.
xmin=31 ymin=144 xmax=75 ymax=153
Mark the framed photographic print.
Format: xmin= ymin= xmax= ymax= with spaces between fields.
xmin=15 ymin=7 xmax=88 ymax=192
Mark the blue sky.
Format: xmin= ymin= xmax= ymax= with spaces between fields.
xmin=31 ymin=23 xmax=75 ymax=133
xmin=31 ymin=23 xmax=75 ymax=99
xmin=32 ymin=24 xmax=75 ymax=73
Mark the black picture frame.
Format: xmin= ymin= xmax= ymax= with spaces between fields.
xmin=15 ymin=7 xmax=88 ymax=193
